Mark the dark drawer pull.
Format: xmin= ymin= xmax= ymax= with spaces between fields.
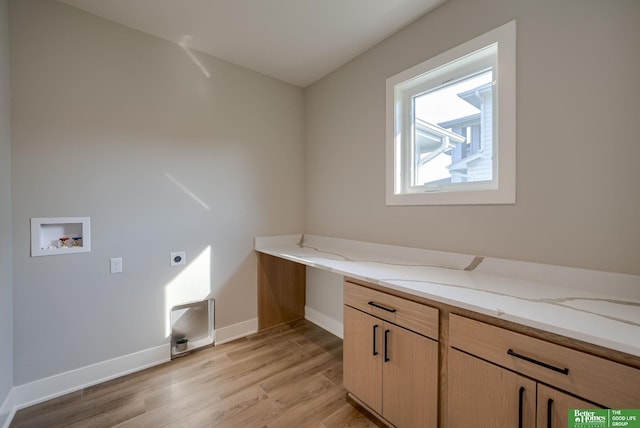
xmin=384 ymin=329 xmax=391 ymax=362
xmin=518 ymin=386 xmax=525 ymax=428
xmin=368 ymin=301 xmax=397 ymax=313
xmin=507 ymin=349 xmax=569 ymax=375
xmin=372 ymin=324 xmax=379 ymax=356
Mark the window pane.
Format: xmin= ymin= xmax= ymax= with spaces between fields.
xmin=412 ymin=69 xmax=493 ymax=187
xmin=386 ymin=20 xmax=515 ymax=205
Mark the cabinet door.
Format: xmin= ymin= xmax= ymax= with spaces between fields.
xmin=448 ymin=348 xmax=536 ymax=428
xmin=343 ymin=306 xmax=383 ymax=413
xmin=537 ymin=384 xmax=603 ymax=428
xmin=382 ymin=322 xmax=438 ymax=428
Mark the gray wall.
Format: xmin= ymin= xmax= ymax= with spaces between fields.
xmin=305 ymin=0 xmax=640 ymax=275
xmin=0 ymin=0 xmax=13 ymax=418
xmin=10 ymin=0 xmax=304 ymax=384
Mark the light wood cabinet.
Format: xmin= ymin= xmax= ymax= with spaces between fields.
xmin=536 ymin=384 xmax=602 ymax=428
xmin=448 ymin=314 xmax=637 ymax=428
xmin=343 ymin=281 xmax=439 ymax=428
xmin=382 ymin=321 xmax=438 ymax=427
xmin=448 ymin=348 xmax=536 ymax=428
xmin=449 ymin=314 xmax=640 ymax=409
xmin=448 ymin=349 xmax=604 ymax=428
xmin=343 ymin=305 xmax=383 ymax=412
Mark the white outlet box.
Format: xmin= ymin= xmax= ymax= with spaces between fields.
xmin=110 ymin=257 xmax=123 ymax=274
xmin=171 ymin=251 xmax=186 ymax=267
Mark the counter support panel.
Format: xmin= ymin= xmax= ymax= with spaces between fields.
xmin=257 ymin=252 xmax=306 ymax=330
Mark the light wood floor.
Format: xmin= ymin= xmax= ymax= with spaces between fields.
xmin=11 ymin=320 xmax=385 ymax=428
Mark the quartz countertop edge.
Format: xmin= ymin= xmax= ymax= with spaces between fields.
xmin=255 ymin=234 xmax=640 ymax=358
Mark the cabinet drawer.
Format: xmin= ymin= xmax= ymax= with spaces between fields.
xmin=449 ymin=314 xmax=640 ymax=408
xmin=344 ymin=281 xmax=438 ymax=340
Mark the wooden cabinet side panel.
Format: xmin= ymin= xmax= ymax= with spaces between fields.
xmin=537 ymin=384 xmax=603 ymax=428
xmin=448 ymin=348 xmax=536 ymax=428
xmin=382 ymin=323 xmax=439 ymax=428
xmin=343 ymin=306 xmax=383 ymax=414
xmin=257 ymin=253 xmax=305 ymax=330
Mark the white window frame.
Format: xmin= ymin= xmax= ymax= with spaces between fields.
xmin=386 ymin=20 xmax=516 ymax=205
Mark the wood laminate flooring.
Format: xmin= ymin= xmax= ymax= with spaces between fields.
xmin=11 ymin=320 xmax=385 ymax=428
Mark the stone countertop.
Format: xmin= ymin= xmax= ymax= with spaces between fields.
xmin=255 ymin=234 xmax=640 ymax=357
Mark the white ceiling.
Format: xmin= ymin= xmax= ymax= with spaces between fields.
xmin=57 ymin=0 xmax=445 ymax=87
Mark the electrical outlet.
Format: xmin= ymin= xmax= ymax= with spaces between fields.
xmin=171 ymin=251 xmax=186 ymax=267
xmin=110 ymin=257 xmax=123 ymax=274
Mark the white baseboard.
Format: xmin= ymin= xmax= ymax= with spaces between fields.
xmin=214 ymin=318 xmax=258 ymax=345
xmin=12 ymin=344 xmax=169 ymax=412
xmin=305 ymin=306 xmax=343 ymax=339
xmin=0 ymin=388 xmax=16 ymax=428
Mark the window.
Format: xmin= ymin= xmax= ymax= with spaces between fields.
xmin=386 ymin=21 xmax=516 ymax=205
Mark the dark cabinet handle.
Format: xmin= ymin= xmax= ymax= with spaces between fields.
xmin=384 ymin=329 xmax=390 ymax=362
xmin=507 ymin=349 xmax=569 ymax=375
xmin=368 ymin=301 xmax=397 ymax=313
xmin=518 ymin=386 xmax=525 ymax=428
xmin=372 ymin=324 xmax=379 ymax=356
xmin=547 ymin=398 xmax=554 ymax=428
